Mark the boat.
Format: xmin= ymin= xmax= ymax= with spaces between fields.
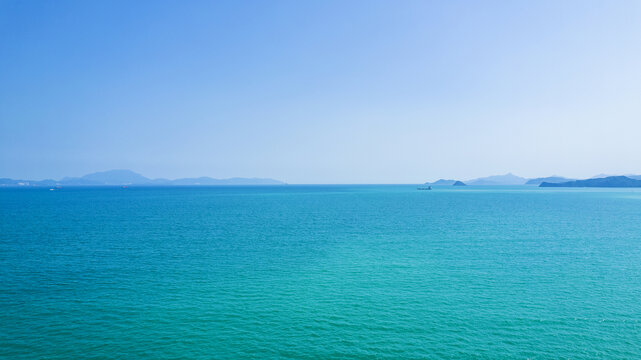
xmin=417 ymin=185 xmax=432 ymax=190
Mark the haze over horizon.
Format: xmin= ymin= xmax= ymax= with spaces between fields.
xmin=2 ymin=1 xmax=641 ymax=183
xmin=4 ymin=168 xmax=641 ymax=186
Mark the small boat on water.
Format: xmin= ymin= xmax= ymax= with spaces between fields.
xmin=417 ymin=185 xmax=432 ymax=190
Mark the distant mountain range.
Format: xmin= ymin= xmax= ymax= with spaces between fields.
xmin=465 ymin=173 xmax=527 ymax=185
xmin=589 ymin=173 xmax=641 ymax=180
xmin=540 ymin=176 xmax=641 ymax=188
xmin=425 ymin=173 xmax=641 ymax=187
xmin=427 ymin=173 xmax=531 ymax=186
xmin=0 ymin=170 xmax=286 ymax=187
xmin=4 ymin=170 xmax=641 ymax=188
xmin=525 ymin=176 xmax=575 ymax=185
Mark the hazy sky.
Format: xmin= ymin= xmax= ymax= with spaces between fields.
xmin=1 ymin=1 xmax=641 ymax=183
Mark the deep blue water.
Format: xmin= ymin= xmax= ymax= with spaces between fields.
xmin=1 ymin=185 xmax=641 ymax=359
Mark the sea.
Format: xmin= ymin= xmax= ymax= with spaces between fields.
xmin=1 ymin=185 xmax=641 ymax=359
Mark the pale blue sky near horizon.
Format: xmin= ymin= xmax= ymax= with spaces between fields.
xmin=1 ymin=0 xmax=641 ymax=183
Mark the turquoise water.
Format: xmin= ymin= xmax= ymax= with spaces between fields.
xmin=1 ymin=185 xmax=641 ymax=359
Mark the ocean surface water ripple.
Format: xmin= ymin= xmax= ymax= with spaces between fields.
xmin=1 ymin=185 xmax=641 ymax=359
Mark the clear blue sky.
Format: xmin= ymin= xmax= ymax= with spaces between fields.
xmin=1 ymin=0 xmax=640 ymax=183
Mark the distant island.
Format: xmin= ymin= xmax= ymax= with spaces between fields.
xmin=465 ymin=173 xmax=527 ymax=186
xmin=540 ymin=176 xmax=641 ymax=188
xmin=525 ymin=176 xmax=575 ymax=185
xmin=423 ymin=173 xmax=641 ymax=188
xmin=0 ymin=169 xmax=286 ymax=187
xmin=425 ymin=179 xmax=467 ymax=186
xmin=425 ymin=173 xmax=534 ymax=186
xmin=425 ymin=179 xmax=458 ymax=186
